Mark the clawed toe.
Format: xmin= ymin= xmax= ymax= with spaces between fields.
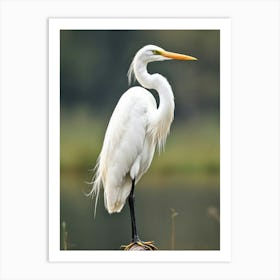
xmin=121 ymin=240 xmax=158 ymax=250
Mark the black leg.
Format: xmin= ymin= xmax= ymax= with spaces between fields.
xmin=128 ymin=178 xmax=139 ymax=242
xmin=121 ymin=180 xmax=158 ymax=250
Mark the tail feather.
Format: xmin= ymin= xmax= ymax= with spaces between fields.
xmin=104 ymin=177 xmax=131 ymax=214
xmin=87 ymin=156 xmax=133 ymax=216
xmin=86 ymin=156 xmax=102 ymax=218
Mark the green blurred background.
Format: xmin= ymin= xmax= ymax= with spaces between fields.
xmin=60 ymin=30 xmax=220 ymax=250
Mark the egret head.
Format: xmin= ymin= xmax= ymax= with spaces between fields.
xmin=134 ymin=45 xmax=168 ymax=63
xmin=136 ymin=44 xmax=197 ymax=63
xmin=128 ymin=45 xmax=197 ymax=84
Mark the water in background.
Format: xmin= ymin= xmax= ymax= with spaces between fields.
xmin=61 ymin=179 xmax=219 ymax=250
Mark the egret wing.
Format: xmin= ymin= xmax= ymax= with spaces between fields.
xmin=92 ymin=86 xmax=156 ymax=213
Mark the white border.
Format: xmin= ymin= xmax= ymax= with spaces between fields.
xmin=1 ymin=0 xmax=279 ymax=279
xmin=49 ymin=18 xmax=231 ymax=262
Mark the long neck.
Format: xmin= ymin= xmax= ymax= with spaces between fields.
xmin=134 ymin=60 xmax=175 ymax=150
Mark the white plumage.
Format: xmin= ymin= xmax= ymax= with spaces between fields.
xmin=88 ymin=45 xmax=197 ymax=217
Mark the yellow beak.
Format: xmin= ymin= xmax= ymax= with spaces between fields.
xmin=161 ymin=50 xmax=197 ymax=61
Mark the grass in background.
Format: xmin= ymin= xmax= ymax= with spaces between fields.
xmin=60 ymin=107 xmax=219 ymax=187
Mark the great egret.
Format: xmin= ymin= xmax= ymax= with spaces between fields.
xmin=88 ymin=45 xmax=197 ymax=250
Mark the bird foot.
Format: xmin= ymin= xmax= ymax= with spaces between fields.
xmin=121 ymin=240 xmax=158 ymax=250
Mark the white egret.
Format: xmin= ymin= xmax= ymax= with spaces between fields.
xmin=88 ymin=45 xmax=197 ymax=250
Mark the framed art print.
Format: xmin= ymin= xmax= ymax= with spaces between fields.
xmin=1 ymin=0 xmax=280 ymax=279
xmin=49 ymin=18 xmax=231 ymax=262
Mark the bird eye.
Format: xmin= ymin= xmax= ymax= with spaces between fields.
xmin=152 ymin=50 xmax=161 ymax=55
